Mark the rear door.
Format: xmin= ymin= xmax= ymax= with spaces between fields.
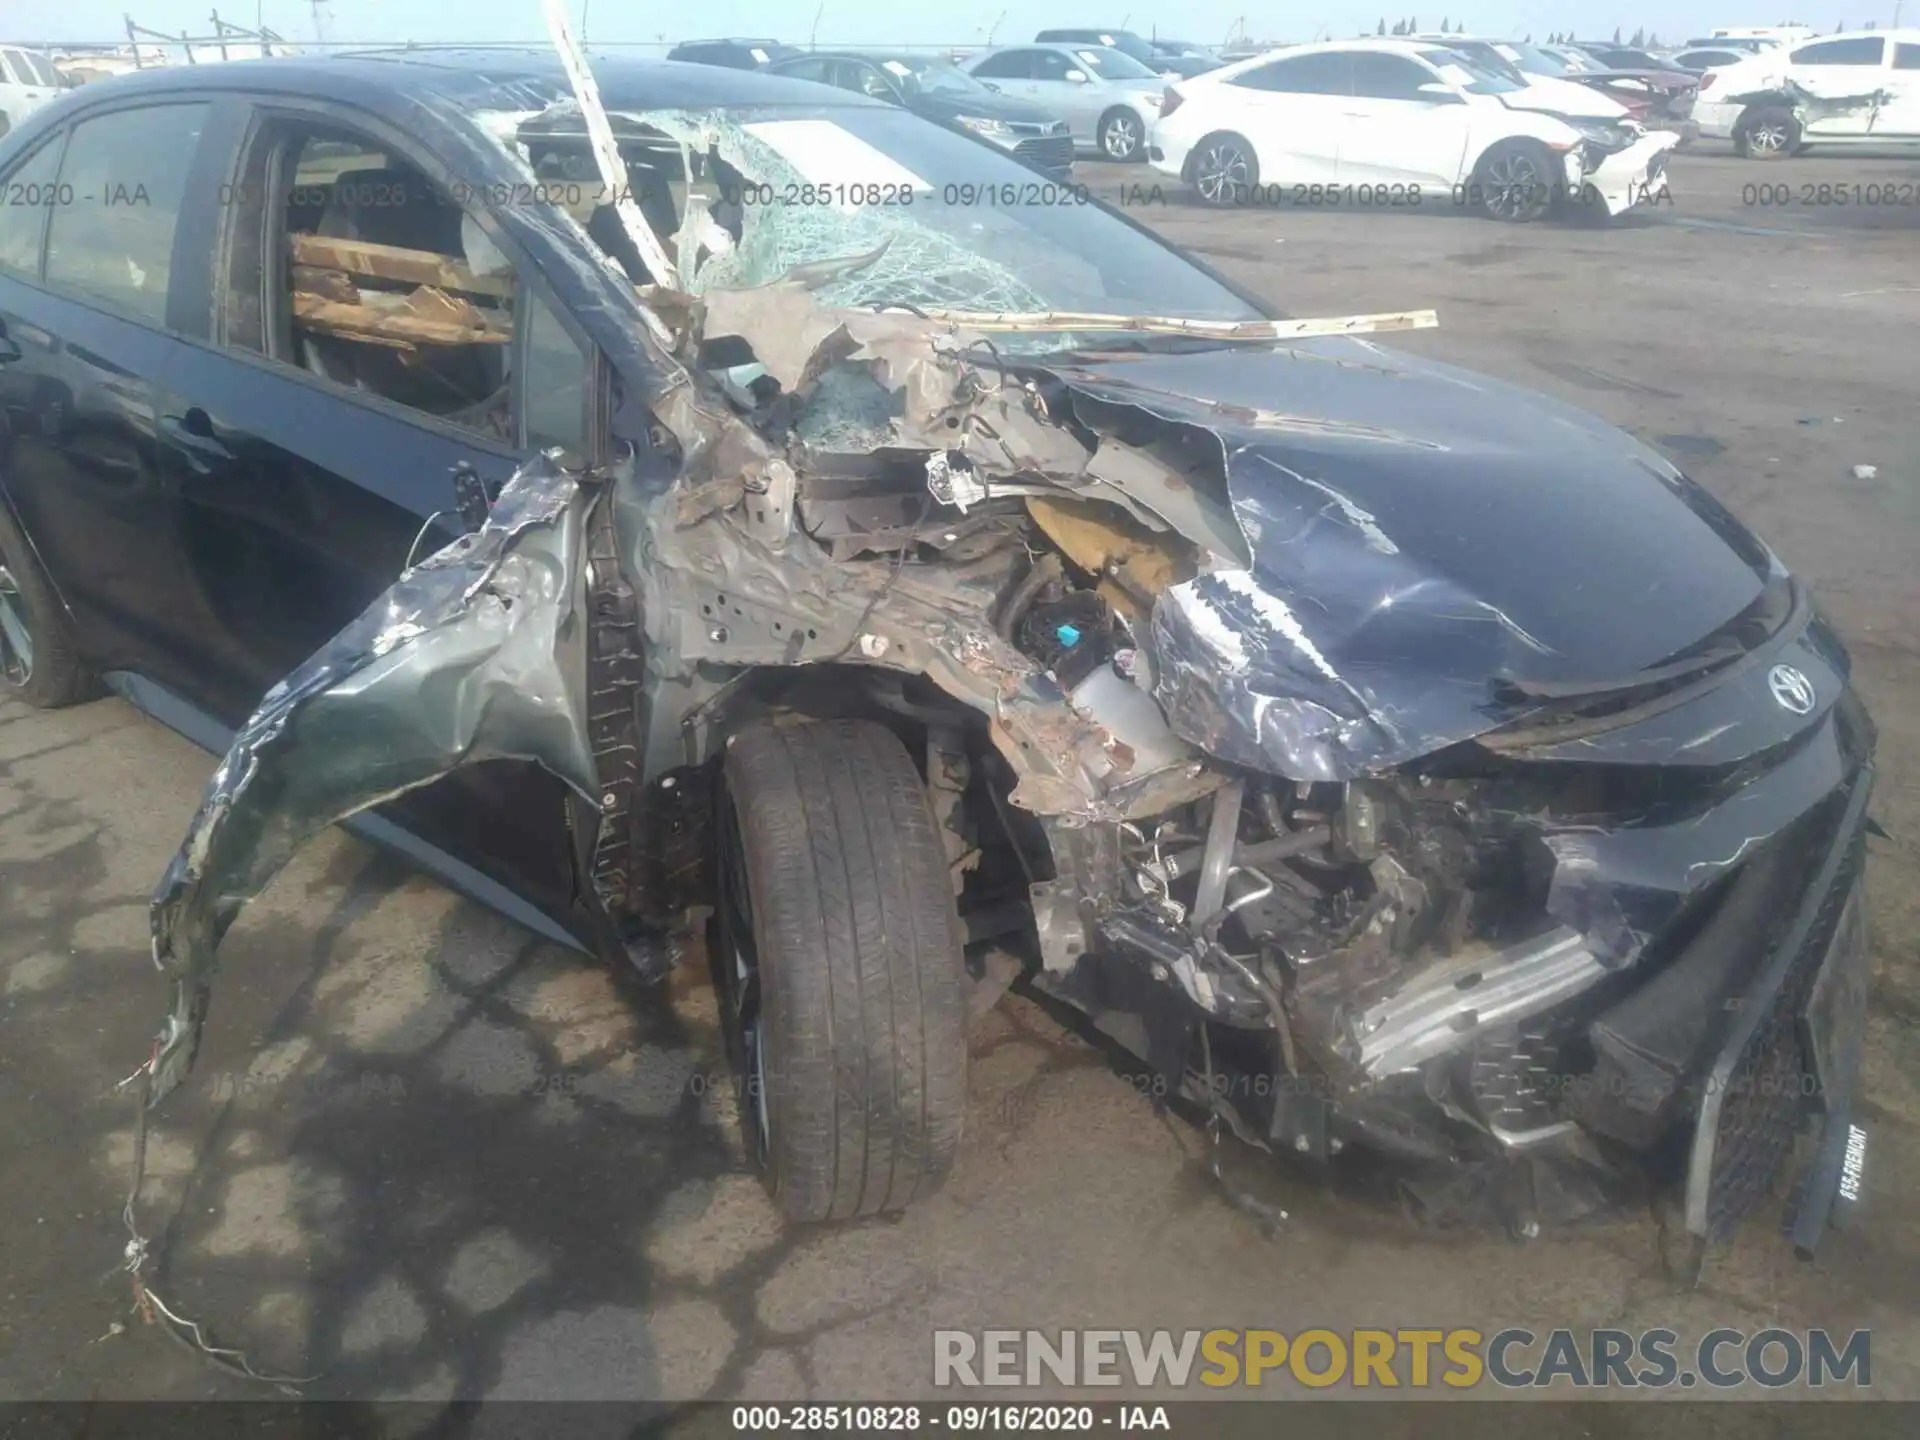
xmin=1875 ymin=40 xmax=1920 ymax=138
xmin=1783 ymin=36 xmax=1888 ymax=137
xmin=1219 ymin=51 xmax=1353 ymax=185
xmin=0 ymin=95 xmax=237 ymax=699
xmin=1336 ymin=51 xmax=1472 ymax=186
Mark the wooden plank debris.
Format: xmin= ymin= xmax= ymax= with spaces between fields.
xmin=288 ymin=234 xmax=513 ymax=299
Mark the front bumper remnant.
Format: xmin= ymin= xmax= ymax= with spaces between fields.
xmin=1585 ymin=133 xmax=1679 ymax=215
xmin=1686 ymin=767 xmax=1874 ymax=1247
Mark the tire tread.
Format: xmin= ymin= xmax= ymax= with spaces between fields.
xmin=722 ymin=718 xmax=966 ymax=1222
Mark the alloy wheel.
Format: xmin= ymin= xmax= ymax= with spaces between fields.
xmin=1102 ymin=112 xmax=1141 ymax=160
xmin=1484 ymin=152 xmax=1548 ymax=221
xmin=1195 ymin=141 xmax=1252 ymax=204
xmin=0 ymin=562 xmax=32 ymax=687
xmin=1748 ymin=122 xmax=1790 ymax=155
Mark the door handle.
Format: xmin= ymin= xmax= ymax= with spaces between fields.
xmin=160 ymin=411 xmax=237 ymax=470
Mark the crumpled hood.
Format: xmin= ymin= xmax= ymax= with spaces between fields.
xmin=1501 ymin=75 xmax=1632 ymax=119
xmin=1046 ymin=339 xmax=1790 ymax=779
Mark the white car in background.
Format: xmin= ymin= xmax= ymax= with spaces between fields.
xmin=961 ymin=42 xmax=1165 ymax=160
xmin=1693 ymin=29 xmax=1920 ymax=157
xmin=1408 ymin=34 xmax=1632 ymax=119
xmin=0 ymin=46 xmax=64 ymax=136
xmin=1150 ymin=40 xmax=1678 ymax=221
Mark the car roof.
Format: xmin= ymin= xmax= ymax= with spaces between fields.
xmin=1196 ymin=37 xmax=1456 ymax=81
xmin=984 ymin=41 xmax=1123 ymax=54
xmin=776 ymin=50 xmax=949 ymax=64
xmin=13 ymin=48 xmax=879 ymax=115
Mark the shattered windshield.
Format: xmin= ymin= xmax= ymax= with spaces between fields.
xmin=489 ymin=102 xmax=1263 ymax=344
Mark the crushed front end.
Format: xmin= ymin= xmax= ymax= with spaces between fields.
xmin=137 ymin=88 xmax=1878 ymax=1256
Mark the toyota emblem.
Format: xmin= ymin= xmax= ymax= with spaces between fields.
xmin=1768 ymin=664 xmax=1817 ymax=715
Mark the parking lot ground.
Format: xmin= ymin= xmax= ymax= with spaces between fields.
xmin=3 ymin=144 xmax=1919 ymax=1405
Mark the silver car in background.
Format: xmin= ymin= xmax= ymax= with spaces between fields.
xmin=961 ymin=42 xmax=1165 ymax=160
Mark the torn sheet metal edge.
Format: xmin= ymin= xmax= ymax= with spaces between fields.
xmin=613 ymin=463 xmax=1219 ymax=827
xmin=143 ymin=454 xmax=600 ymax=1105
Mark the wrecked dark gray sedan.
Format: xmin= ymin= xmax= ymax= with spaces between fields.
xmin=0 ymin=49 xmax=1875 ymax=1254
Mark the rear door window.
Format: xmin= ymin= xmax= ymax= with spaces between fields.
xmin=0 ymin=137 xmax=62 ymax=281
xmin=42 ymin=103 xmax=209 ymax=323
xmin=1232 ymin=53 xmax=1354 ymax=94
xmin=1894 ymin=44 xmax=1920 ymax=70
xmin=971 ymin=51 xmax=1036 ymax=80
xmin=1788 ymin=38 xmax=1886 ymax=66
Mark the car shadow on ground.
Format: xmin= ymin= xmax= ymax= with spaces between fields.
xmin=130 ymin=856 xmax=866 ymax=1404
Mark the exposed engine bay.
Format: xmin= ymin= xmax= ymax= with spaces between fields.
xmin=135 ymin=46 xmax=1877 ymax=1258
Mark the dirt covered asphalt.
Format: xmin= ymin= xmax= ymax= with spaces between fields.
xmin=3 ymin=146 xmax=1918 ymax=1407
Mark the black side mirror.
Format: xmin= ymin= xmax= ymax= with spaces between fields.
xmin=451 ymin=460 xmax=499 ymax=532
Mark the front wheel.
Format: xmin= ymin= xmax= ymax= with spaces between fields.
xmin=1098 ymin=108 xmax=1145 ymax=163
xmin=711 ymin=717 xmax=969 ymax=1223
xmin=1735 ymin=106 xmax=1801 ymax=159
xmin=1190 ymin=132 xmax=1259 ymax=207
xmin=1472 ymin=138 xmax=1562 ymax=223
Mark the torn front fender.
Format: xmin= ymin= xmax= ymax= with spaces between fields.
xmin=144 ymin=455 xmax=601 ymax=1104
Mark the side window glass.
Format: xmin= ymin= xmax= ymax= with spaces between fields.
xmin=43 ymin=103 xmax=208 ymax=323
xmin=1895 ymin=43 xmax=1920 ymax=70
xmin=0 ymin=137 xmax=62 ymax=281
xmin=1034 ymin=51 xmax=1072 ymax=81
xmin=1350 ymin=54 xmax=1436 ymax=100
xmin=227 ymin=122 xmax=599 ymax=450
xmin=1788 ymin=38 xmax=1885 ymax=66
xmin=522 ymin=288 xmax=588 ymax=454
xmin=970 ymin=52 xmax=1025 ymax=79
xmin=1234 ymin=54 xmax=1351 ymax=94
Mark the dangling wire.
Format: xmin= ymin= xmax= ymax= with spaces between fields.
xmin=404 ymin=510 xmax=455 ymax=572
xmin=116 ymin=1048 xmax=321 ymax=1393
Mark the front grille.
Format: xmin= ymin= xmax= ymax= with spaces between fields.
xmin=1692 ymin=794 xmax=1867 ymax=1239
xmin=1013 ymin=135 xmax=1075 ymax=174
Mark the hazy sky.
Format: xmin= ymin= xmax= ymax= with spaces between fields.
xmin=25 ymin=0 xmax=1901 ymax=49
